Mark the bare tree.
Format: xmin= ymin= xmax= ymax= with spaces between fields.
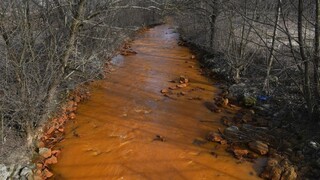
xmin=263 ymin=0 xmax=282 ymax=94
xmin=313 ymin=0 xmax=320 ymax=120
xmin=172 ymin=0 xmax=319 ymax=120
xmin=0 ymin=0 xmax=165 ymax=153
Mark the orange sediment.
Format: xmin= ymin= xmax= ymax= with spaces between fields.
xmin=49 ymin=25 xmax=262 ymax=180
xmin=34 ymin=88 xmax=90 ymax=179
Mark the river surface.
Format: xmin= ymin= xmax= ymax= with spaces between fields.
xmin=51 ymin=25 xmax=261 ymax=180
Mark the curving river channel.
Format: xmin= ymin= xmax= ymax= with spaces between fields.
xmin=51 ymin=25 xmax=261 ymax=180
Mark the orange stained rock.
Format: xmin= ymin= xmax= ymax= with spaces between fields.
xmin=43 ymin=168 xmax=54 ymax=179
xmin=45 ymin=156 xmax=58 ymax=165
xmin=46 ymin=126 xmax=55 ymax=135
xmin=51 ymin=25 xmax=262 ymax=180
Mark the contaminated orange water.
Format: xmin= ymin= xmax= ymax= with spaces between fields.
xmin=51 ymin=25 xmax=261 ymax=180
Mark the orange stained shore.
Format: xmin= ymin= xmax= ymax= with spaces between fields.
xmin=51 ymin=25 xmax=261 ymax=180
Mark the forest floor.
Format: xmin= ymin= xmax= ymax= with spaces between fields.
xmin=182 ymin=34 xmax=320 ymax=179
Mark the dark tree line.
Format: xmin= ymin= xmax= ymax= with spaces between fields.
xmin=171 ymin=0 xmax=320 ymax=121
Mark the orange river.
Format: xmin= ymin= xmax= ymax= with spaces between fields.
xmin=51 ymin=25 xmax=262 ymax=180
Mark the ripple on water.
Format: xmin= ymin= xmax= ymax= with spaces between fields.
xmin=51 ymin=25 xmax=262 ymax=180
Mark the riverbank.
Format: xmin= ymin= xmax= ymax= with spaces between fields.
xmin=0 ymin=26 xmax=152 ymax=180
xmin=45 ymin=25 xmax=261 ymax=179
xmin=178 ymin=34 xmax=320 ymax=179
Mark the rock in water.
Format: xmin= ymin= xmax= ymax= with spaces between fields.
xmin=177 ymin=84 xmax=187 ymax=88
xmin=179 ymin=76 xmax=189 ymax=84
xmin=42 ymin=168 xmax=54 ymax=179
xmin=224 ymin=126 xmax=240 ymax=139
xmin=193 ymin=138 xmax=207 ymax=146
xmin=160 ymin=89 xmax=169 ymax=94
xmin=206 ymin=132 xmax=224 ymax=143
xmin=248 ymin=141 xmax=268 ymax=155
xmin=261 ymin=157 xmax=297 ymax=180
xmin=282 ymin=167 xmax=297 ymax=180
xmin=45 ymin=156 xmax=58 ymax=165
xmin=153 ymin=135 xmax=166 ymax=142
xmin=260 ymin=158 xmax=282 ymax=179
xmin=39 ymin=148 xmax=52 ymax=159
xmin=221 ymin=116 xmax=233 ymax=127
xmin=231 ymin=147 xmax=249 ymax=159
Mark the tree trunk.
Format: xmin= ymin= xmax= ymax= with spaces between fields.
xmin=209 ymin=1 xmax=218 ymax=48
xmin=41 ymin=0 xmax=87 ymax=124
xmin=298 ymin=0 xmax=313 ymax=120
xmin=314 ymin=0 xmax=320 ymax=121
xmin=263 ymin=0 xmax=281 ymax=94
xmin=210 ymin=14 xmax=216 ymax=48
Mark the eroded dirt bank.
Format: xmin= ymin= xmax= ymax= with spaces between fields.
xmin=50 ymin=25 xmax=261 ymax=179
